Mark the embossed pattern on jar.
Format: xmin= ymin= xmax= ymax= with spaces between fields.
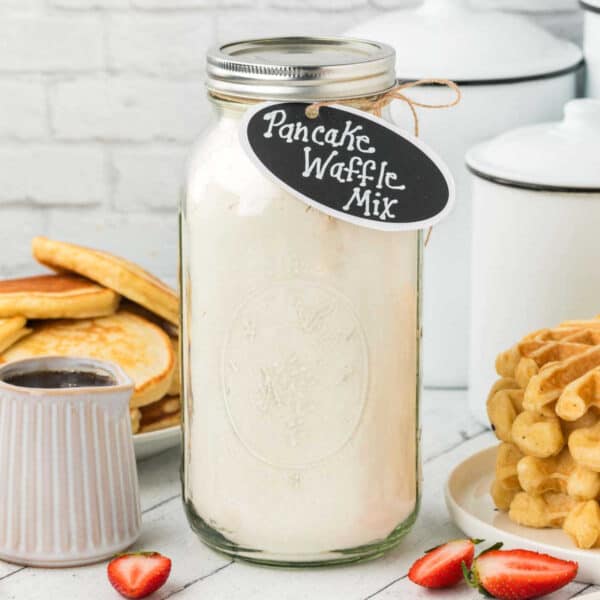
xmin=223 ymin=281 xmax=368 ymax=469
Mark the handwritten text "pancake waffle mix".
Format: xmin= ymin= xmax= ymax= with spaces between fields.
xmin=262 ymin=109 xmax=406 ymax=221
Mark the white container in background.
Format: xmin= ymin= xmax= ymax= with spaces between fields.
xmin=466 ymin=99 xmax=600 ymax=425
xmin=583 ymin=0 xmax=600 ymax=97
xmin=346 ymin=0 xmax=582 ymax=387
xmin=0 ymin=356 xmax=141 ymax=567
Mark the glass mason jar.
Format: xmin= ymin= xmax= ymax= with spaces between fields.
xmin=181 ymin=37 xmax=422 ymax=566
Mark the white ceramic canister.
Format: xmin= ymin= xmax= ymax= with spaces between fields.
xmin=0 ymin=356 xmax=141 ymax=567
xmin=347 ymin=0 xmax=582 ymax=387
xmin=583 ymin=0 xmax=600 ymax=97
xmin=466 ymin=99 xmax=600 ymax=425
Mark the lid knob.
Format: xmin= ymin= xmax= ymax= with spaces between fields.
xmin=562 ymin=99 xmax=600 ymax=131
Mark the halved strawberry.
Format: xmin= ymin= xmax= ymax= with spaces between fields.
xmin=463 ymin=548 xmax=578 ymax=600
xmin=107 ymin=551 xmax=172 ymax=599
xmin=408 ymin=539 xmax=479 ymax=588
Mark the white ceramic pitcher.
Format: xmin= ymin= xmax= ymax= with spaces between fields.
xmin=0 ymin=356 xmax=141 ymax=567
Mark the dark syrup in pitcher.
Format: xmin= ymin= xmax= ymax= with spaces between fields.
xmin=4 ymin=370 xmax=115 ymax=389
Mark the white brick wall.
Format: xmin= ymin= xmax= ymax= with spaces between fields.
xmin=0 ymin=81 xmax=47 ymax=139
xmin=0 ymin=0 xmax=584 ymax=283
xmin=107 ymin=15 xmax=216 ymax=75
xmin=0 ymin=16 xmax=103 ymax=71
xmin=112 ymin=146 xmax=187 ymax=211
xmin=0 ymin=0 xmax=45 ymax=13
xmin=0 ymin=209 xmax=46 ymax=275
xmin=0 ymin=145 xmax=108 ymax=205
xmin=131 ymin=0 xmax=218 ymax=9
xmin=51 ymin=78 xmax=208 ymax=141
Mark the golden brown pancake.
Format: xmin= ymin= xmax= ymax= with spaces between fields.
xmin=0 ymin=274 xmax=119 ymax=319
xmin=167 ymin=338 xmax=180 ymax=396
xmin=32 ymin=237 xmax=178 ymax=325
xmin=130 ymin=408 xmax=141 ymax=434
xmin=1 ymin=311 xmax=175 ymax=408
xmin=120 ymin=299 xmax=179 ymax=338
xmin=140 ymin=395 xmax=180 ymax=424
xmin=139 ymin=411 xmax=181 ymax=434
xmin=0 ymin=316 xmax=31 ymax=354
xmin=122 ymin=301 xmax=180 ymax=395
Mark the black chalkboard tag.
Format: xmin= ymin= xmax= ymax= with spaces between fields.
xmin=240 ymin=102 xmax=454 ymax=232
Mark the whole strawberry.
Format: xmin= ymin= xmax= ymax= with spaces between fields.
xmin=107 ymin=551 xmax=172 ymax=599
xmin=408 ymin=539 xmax=480 ymax=588
xmin=463 ymin=548 xmax=578 ymax=600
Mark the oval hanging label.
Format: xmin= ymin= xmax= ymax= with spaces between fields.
xmin=240 ymin=102 xmax=454 ymax=232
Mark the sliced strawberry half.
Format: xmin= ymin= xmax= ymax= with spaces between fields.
xmin=464 ymin=548 xmax=578 ymax=600
xmin=107 ymin=551 xmax=172 ymax=599
xmin=408 ymin=539 xmax=479 ymax=588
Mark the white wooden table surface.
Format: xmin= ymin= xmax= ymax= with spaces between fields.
xmin=1 ymin=389 xmax=598 ymax=600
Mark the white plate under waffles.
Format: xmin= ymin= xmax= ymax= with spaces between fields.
xmin=445 ymin=445 xmax=600 ymax=585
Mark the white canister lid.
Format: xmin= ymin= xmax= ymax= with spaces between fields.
xmin=581 ymin=0 xmax=600 ymax=11
xmin=345 ymin=0 xmax=582 ymax=83
xmin=466 ymin=99 xmax=600 ymax=191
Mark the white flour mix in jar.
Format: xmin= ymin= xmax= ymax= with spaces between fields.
xmin=181 ymin=37 xmax=422 ymax=565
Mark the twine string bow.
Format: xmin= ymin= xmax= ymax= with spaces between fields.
xmin=305 ymin=78 xmax=461 ymax=245
xmin=305 ymin=78 xmax=462 ymax=136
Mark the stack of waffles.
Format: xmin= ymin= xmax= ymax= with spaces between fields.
xmin=489 ymin=318 xmax=600 ymax=549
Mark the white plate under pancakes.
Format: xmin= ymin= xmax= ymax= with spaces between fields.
xmin=133 ymin=425 xmax=181 ymax=460
xmin=445 ymin=445 xmax=600 ymax=585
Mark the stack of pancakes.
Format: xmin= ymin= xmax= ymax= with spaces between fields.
xmin=0 ymin=237 xmax=180 ymax=435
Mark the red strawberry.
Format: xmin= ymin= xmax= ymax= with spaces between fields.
xmin=408 ymin=539 xmax=479 ymax=588
xmin=463 ymin=548 xmax=578 ymax=600
xmin=107 ymin=551 xmax=172 ymax=599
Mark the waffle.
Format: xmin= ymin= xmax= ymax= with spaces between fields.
xmin=524 ymin=346 xmax=600 ymax=415
xmin=563 ymin=500 xmax=600 ymax=549
xmin=509 ymin=491 xmax=578 ymax=529
xmin=556 ymin=366 xmax=600 ymax=421
xmin=487 ymin=379 xmax=523 ymax=442
xmin=490 ymin=442 xmax=523 ymax=510
xmin=496 ymin=320 xmax=600 ymax=384
xmin=517 ymin=450 xmax=600 ymax=500
xmin=511 ymin=410 xmax=564 ymax=458
xmin=569 ymin=422 xmax=600 ymax=471
xmin=488 ymin=315 xmax=600 ymax=549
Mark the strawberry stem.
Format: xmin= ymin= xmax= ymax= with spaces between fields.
xmin=462 ymin=562 xmax=495 ymax=598
xmin=461 ymin=560 xmax=475 ymax=587
xmin=477 ymin=542 xmax=503 ymax=557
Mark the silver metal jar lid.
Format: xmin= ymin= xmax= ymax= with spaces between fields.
xmin=206 ymin=36 xmax=396 ymax=101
